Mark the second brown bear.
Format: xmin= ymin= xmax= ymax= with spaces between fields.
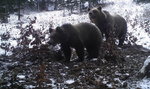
xmin=88 ymin=6 xmax=127 ymax=46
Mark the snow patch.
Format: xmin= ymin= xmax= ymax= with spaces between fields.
xmin=25 ymin=85 xmax=36 ymax=89
xmin=136 ymin=78 xmax=150 ymax=89
xmin=17 ymin=75 xmax=26 ymax=79
xmin=84 ymin=2 xmax=89 ymax=7
xmin=65 ymin=79 xmax=75 ymax=84
xmin=140 ymin=56 xmax=150 ymax=73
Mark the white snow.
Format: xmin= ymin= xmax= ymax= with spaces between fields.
xmin=140 ymin=56 xmax=150 ymax=73
xmin=0 ymin=49 xmax=5 ymax=55
xmin=49 ymin=78 xmax=56 ymax=88
xmin=65 ymin=79 xmax=75 ymax=84
xmin=17 ymin=75 xmax=26 ymax=79
xmin=25 ymin=85 xmax=36 ymax=89
xmin=29 ymin=37 xmax=36 ymax=48
xmin=84 ymin=2 xmax=89 ymax=7
xmin=135 ymin=78 xmax=150 ymax=89
xmin=91 ymin=58 xmax=98 ymax=61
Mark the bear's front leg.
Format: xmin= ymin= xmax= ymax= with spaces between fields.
xmin=75 ymin=46 xmax=84 ymax=62
xmin=61 ymin=44 xmax=71 ymax=62
xmin=118 ymin=34 xmax=126 ymax=47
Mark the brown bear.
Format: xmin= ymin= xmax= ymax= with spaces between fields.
xmin=88 ymin=6 xmax=127 ymax=46
xmin=49 ymin=22 xmax=102 ymax=62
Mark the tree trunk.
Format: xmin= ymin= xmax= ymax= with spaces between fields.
xmin=18 ymin=0 xmax=21 ymax=20
xmin=54 ymin=0 xmax=58 ymax=10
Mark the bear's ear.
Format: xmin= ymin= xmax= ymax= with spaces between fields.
xmin=97 ymin=6 xmax=102 ymax=11
xmin=49 ymin=28 xmax=54 ymax=33
xmin=56 ymin=27 xmax=63 ymax=33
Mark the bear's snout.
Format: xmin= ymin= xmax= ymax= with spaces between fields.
xmin=89 ymin=13 xmax=96 ymax=19
xmin=48 ymin=39 xmax=57 ymax=46
xmin=89 ymin=12 xmax=92 ymax=16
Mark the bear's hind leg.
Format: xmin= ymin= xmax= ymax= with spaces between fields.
xmin=86 ymin=46 xmax=99 ymax=60
xmin=61 ymin=44 xmax=71 ymax=62
xmin=75 ymin=47 xmax=84 ymax=62
xmin=118 ymin=34 xmax=126 ymax=47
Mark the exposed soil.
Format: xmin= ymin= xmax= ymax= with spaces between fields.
xmin=0 ymin=44 xmax=150 ymax=89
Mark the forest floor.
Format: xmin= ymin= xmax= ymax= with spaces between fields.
xmin=0 ymin=44 xmax=150 ymax=89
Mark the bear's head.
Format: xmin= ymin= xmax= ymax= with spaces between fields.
xmin=88 ymin=6 xmax=106 ymax=23
xmin=49 ymin=27 xmax=66 ymax=45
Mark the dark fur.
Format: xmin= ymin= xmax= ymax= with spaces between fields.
xmin=49 ymin=23 xmax=102 ymax=62
xmin=88 ymin=6 xmax=127 ymax=46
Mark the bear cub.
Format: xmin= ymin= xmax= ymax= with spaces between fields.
xmin=88 ymin=6 xmax=127 ymax=46
xmin=49 ymin=22 xmax=102 ymax=62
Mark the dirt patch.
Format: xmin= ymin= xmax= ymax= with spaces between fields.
xmin=0 ymin=44 xmax=150 ymax=89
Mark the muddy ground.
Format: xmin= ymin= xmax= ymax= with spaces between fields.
xmin=0 ymin=44 xmax=150 ymax=89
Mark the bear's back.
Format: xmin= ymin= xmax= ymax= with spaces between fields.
xmin=74 ymin=23 xmax=102 ymax=45
xmin=113 ymin=15 xmax=127 ymax=33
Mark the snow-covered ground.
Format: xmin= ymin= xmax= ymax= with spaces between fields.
xmin=0 ymin=10 xmax=90 ymax=56
xmin=0 ymin=0 xmax=150 ymax=56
